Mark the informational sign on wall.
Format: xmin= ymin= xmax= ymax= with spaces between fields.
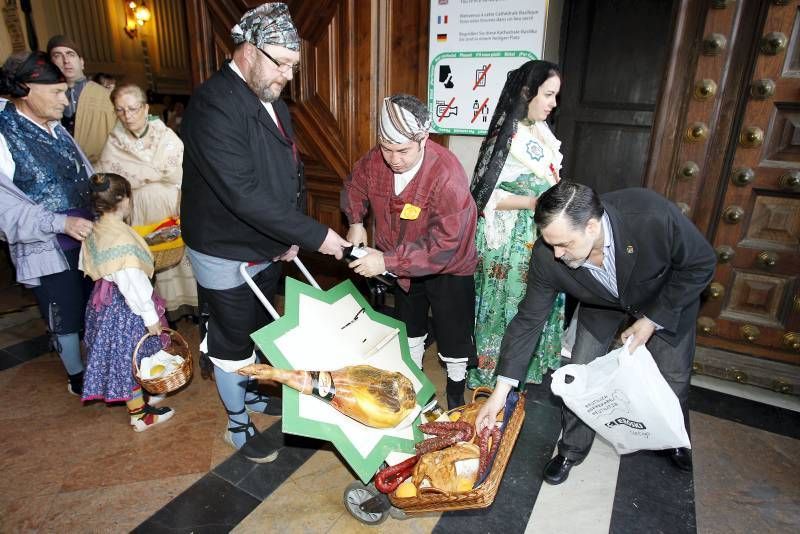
xmin=428 ymin=0 xmax=547 ymax=136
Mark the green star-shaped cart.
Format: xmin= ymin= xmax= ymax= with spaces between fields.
xmin=247 ymin=268 xmax=435 ymax=484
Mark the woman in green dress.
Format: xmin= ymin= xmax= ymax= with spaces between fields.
xmin=468 ymin=60 xmax=565 ymax=389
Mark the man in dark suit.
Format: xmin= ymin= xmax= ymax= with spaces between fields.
xmin=181 ymin=3 xmax=349 ymax=463
xmin=475 ymin=181 xmax=716 ymax=484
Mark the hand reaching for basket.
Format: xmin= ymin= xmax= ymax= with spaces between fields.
xmin=475 ymin=382 xmax=512 ymax=434
xmin=146 ymin=322 xmax=162 ymax=336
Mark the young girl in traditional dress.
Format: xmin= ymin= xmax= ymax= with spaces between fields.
xmin=80 ymin=173 xmax=175 ymax=431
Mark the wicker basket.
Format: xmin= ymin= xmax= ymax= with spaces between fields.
xmin=132 ymin=328 xmax=193 ymax=394
xmin=133 ymin=219 xmax=185 ymax=273
xmin=388 ymin=388 xmax=526 ymax=513
xmin=151 ymin=246 xmax=185 ymax=273
xmin=445 ymin=386 xmax=494 ymax=422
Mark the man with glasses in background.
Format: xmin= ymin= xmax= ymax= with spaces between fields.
xmin=180 ymin=2 xmax=350 ymax=463
xmin=47 ymin=35 xmax=115 ymax=164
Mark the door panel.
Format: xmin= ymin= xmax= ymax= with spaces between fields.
xmin=569 ymin=122 xmax=652 ymax=193
xmin=700 ymin=1 xmax=800 ymax=365
xmin=720 ymin=269 xmax=793 ymax=329
xmin=556 ymin=0 xmax=675 ymax=193
xmin=761 ymin=104 xmax=800 ymax=163
xmin=742 ymin=193 xmax=800 ymax=250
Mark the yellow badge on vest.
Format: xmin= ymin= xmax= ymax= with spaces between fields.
xmin=400 ymin=203 xmax=421 ymax=220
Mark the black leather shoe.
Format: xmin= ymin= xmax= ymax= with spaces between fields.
xmin=669 ymin=447 xmax=693 ymax=472
xmin=543 ymin=454 xmax=583 ymax=485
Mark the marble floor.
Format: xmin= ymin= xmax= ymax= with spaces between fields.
xmin=0 ymin=285 xmax=798 ymax=534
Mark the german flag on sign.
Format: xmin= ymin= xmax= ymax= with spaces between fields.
xmin=437 ymin=33 xmax=447 ymax=42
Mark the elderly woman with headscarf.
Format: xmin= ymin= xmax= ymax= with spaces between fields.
xmin=342 ymin=93 xmax=479 ymax=409
xmin=95 ymin=83 xmax=197 ymax=320
xmin=0 ymin=51 xmax=95 ymax=396
xmin=467 ymin=60 xmax=566 ymax=390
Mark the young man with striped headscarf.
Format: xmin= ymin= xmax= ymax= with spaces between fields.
xmin=342 ymin=94 xmax=478 ymax=409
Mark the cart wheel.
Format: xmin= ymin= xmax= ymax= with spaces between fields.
xmin=388 ymin=505 xmax=408 ymax=521
xmin=343 ymin=481 xmax=390 ymax=525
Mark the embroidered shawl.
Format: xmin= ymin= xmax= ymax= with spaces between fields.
xmin=81 ymin=215 xmax=154 ymax=281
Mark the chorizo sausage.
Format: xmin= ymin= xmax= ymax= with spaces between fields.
xmin=477 ymin=425 xmax=502 ymax=479
xmin=415 ymin=433 xmax=460 ymax=455
xmin=415 ymin=421 xmax=475 ymax=454
xmin=374 ymin=454 xmax=419 ymax=494
xmin=419 ymin=421 xmax=474 ymax=441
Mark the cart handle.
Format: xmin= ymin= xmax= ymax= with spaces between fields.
xmin=239 ymin=258 xmax=320 ymax=321
xmin=291 ymin=257 xmax=321 ymax=290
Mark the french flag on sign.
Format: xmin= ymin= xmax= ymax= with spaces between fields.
xmin=437 ymin=15 xmax=448 ymax=24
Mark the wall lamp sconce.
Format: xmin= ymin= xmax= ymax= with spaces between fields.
xmin=124 ymin=1 xmax=152 ymax=38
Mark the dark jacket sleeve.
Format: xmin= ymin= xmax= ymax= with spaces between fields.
xmin=184 ymin=93 xmax=327 ymax=252
xmin=640 ymin=200 xmax=716 ymax=333
xmin=496 ymin=240 xmax=559 ymax=384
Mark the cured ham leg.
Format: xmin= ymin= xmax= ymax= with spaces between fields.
xmin=239 ymin=364 xmax=416 ymax=429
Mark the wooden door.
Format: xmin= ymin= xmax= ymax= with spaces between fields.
xmin=642 ymin=0 xmax=800 ymax=392
xmin=556 ymin=0 xmax=677 ymax=194
xmin=696 ymin=1 xmax=800 ymax=379
xmin=560 ymin=0 xmax=799 ymax=391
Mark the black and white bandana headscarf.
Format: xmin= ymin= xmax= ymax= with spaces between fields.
xmin=231 ymin=2 xmax=300 ymax=52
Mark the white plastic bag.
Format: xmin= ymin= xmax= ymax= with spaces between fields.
xmin=550 ymin=340 xmax=690 ymax=455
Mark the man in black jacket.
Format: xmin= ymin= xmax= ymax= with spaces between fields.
xmin=475 ymin=181 xmax=716 ymax=484
xmin=181 ymin=3 xmax=349 ymax=463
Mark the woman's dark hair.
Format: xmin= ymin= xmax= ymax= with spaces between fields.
xmin=533 ymin=180 xmax=604 ymax=230
xmin=511 ymin=61 xmax=561 ymax=112
xmin=90 ymin=173 xmax=131 ymax=215
xmin=470 ymin=60 xmax=562 ymax=212
xmin=0 ymin=51 xmax=66 ymax=98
